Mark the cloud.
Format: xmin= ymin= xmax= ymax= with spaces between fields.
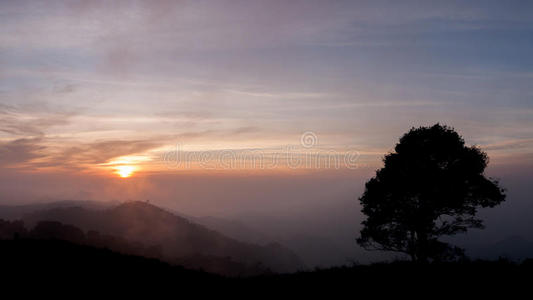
xmin=224 ymin=89 xmax=325 ymax=99
xmin=0 ymin=137 xmax=46 ymax=167
xmin=0 ymin=103 xmax=73 ymax=137
xmin=43 ymin=139 xmax=165 ymax=168
xmin=232 ymin=126 xmax=262 ymax=135
xmin=484 ymin=139 xmax=533 ymax=151
xmin=0 ymin=126 xmax=166 ymax=170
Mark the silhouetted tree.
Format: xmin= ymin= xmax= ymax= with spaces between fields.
xmin=357 ymin=124 xmax=506 ymax=263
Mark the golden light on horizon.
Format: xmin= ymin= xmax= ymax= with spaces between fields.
xmin=99 ymin=155 xmax=150 ymax=178
xmin=115 ymin=165 xmax=136 ymax=178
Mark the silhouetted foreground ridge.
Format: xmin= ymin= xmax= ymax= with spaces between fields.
xmin=1 ymin=237 xmax=531 ymax=294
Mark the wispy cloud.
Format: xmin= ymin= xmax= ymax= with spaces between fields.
xmin=1 ymin=0 xmax=532 ymax=174
xmin=0 ymin=137 xmax=46 ymax=167
xmin=484 ymin=139 xmax=533 ymax=151
xmin=0 ymin=103 xmax=73 ymax=137
xmin=32 ymin=139 xmax=165 ymax=170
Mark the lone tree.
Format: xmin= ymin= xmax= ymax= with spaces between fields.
xmin=357 ymin=124 xmax=505 ymax=263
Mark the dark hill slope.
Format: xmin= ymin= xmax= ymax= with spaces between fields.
xmin=23 ymin=201 xmax=303 ymax=274
xmin=2 ymin=238 xmax=531 ymax=295
xmin=0 ymin=238 xmax=224 ymax=289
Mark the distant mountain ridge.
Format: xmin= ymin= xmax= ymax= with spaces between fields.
xmin=0 ymin=200 xmax=113 ymax=220
xmin=21 ymin=201 xmax=303 ymax=274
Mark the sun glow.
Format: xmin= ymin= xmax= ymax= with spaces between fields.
xmin=115 ymin=165 xmax=136 ymax=178
xmin=98 ymin=155 xmax=150 ymax=178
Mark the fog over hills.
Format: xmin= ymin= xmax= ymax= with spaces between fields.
xmin=18 ymin=201 xmax=303 ymax=274
xmin=2 ymin=198 xmax=532 ymax=269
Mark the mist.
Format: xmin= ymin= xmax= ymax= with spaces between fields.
xmin=2 ymin=160 xmax=532 ymax=267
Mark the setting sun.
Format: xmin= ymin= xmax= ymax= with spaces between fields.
xmin=115 ymin=166 xmax=136 ymax=178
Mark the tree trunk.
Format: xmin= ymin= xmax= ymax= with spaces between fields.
xmin=416 ymin=231 xmax=429 ymax=264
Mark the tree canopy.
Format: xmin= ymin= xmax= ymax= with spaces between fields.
xmin=357 ymin=124 xmax=506 ymax=262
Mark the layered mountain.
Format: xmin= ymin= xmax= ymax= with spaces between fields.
xmin=0 ymin=200 xmax=112 ymax=220
xmin=21 ymin=201 xmax=303 ymax=274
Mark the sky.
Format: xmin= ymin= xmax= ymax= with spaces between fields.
xmin=1 ymin=0 xmax=533 ymax=265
